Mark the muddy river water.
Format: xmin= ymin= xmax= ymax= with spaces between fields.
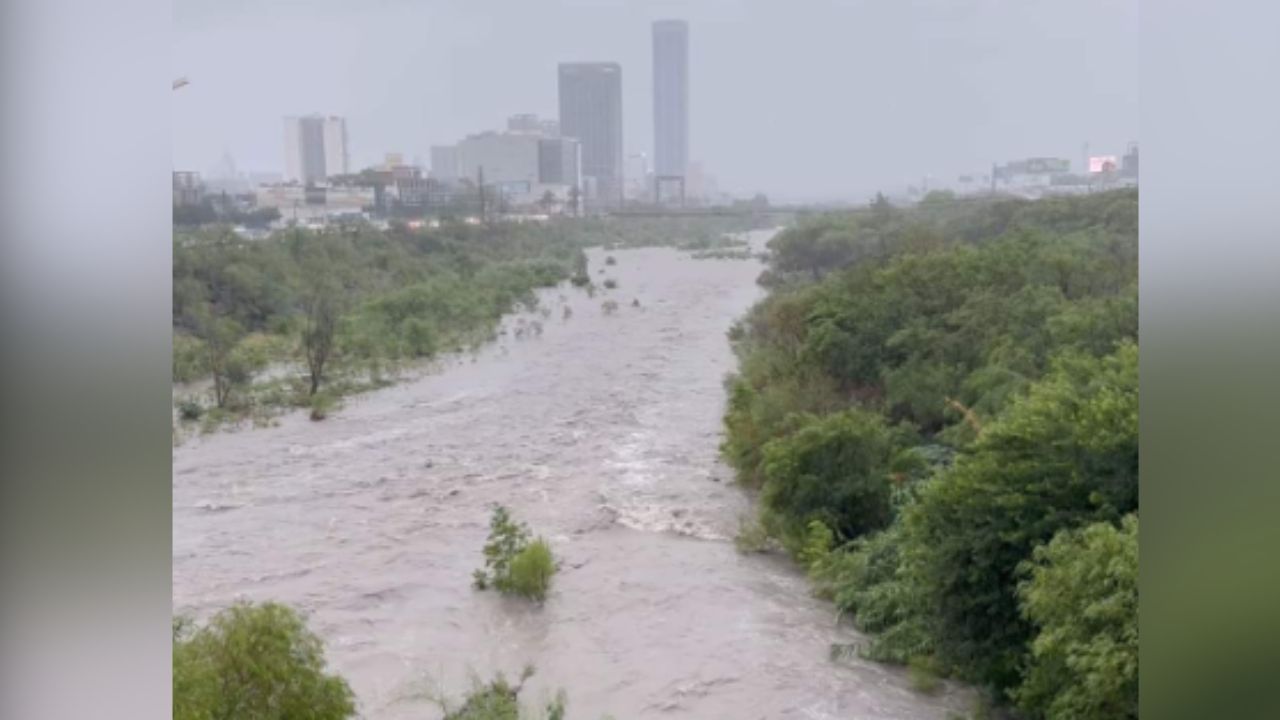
xmin=173 ymin=230 xmax=972 ymax=719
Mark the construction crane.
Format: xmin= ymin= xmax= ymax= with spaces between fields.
xmin=173 ymin=77 xmax=189 ymax=90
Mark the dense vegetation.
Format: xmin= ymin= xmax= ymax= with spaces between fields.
xmin=722 ymin=190 xmax=1138 ymax=718
xmin=173 ymin=215 xmax=757 ymax=430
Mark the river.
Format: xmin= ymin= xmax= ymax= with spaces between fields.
xmin=172 ymin=229 xmax=973 ymax=719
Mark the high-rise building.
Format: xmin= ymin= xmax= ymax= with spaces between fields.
xmin=284 ymin=114 xmax=348 ymax=184
xmin=322 ymin=116 xmax=349 ymax=177
xmin=652 ymin=20 xmax=689 ymax=182
xmin=558 ymin=62 xmax=624 ymax=208
xmin=430 ymin=145 xmax=459 ymax=183
xmin=284 ymin=115 xmax=326 ymax=185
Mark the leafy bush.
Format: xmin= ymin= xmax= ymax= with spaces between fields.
xmin=439 ymin=666 xmax=568 ymax=720
xmin=310 ymin=392 xmax=337 ymax=421
xmin=1015 ymin=515 xmax=1138 ymax=720
xmin=177 ymin=398 xmax=204 ymax=422
xmin=602 ymin=278 xmax=618 ymax=289
xmin=172 ymin=333 xmax=208 ymax=383
xmin=604 ymin=255 xmax=617 ymax=266
xmin=474 ymin=506 xmax=556 ymax=602
xmin=173 ymin=602 xmax=355 ymax=720
xmin=508 ymin=539 xmax=556 ymax=602
xmin=759 ymin=409 xmax=895 ymax=552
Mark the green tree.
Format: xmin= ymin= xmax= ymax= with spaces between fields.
xmin=194 ymin=312 xmax=244 ymax=409
xmin=759 ymin=409 xmax=896 ymax=550
xmin=173 ymin=602 xmax=355 ymax=720
xmin=1015 ymin=515 xmax=1138 ymax=720
xmin=302 ymin=278 xmax=342 ymax=396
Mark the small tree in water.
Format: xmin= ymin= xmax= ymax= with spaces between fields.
xmin=474 ymin=506 xmax=556 ymax=602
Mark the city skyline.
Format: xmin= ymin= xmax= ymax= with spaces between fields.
xmin=173 ymin=0 xmax=1138 ymax=201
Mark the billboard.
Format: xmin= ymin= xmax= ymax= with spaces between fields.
xmin=1089 ymin=155 xmax=1119 ymax=174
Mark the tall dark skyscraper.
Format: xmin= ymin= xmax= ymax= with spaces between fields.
xmin=558 ymin=62 xmax=624 ymax=208
xmin=652 ymin=20 xmax=689 ymax=182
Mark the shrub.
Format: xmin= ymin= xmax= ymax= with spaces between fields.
xmin=796 ymin=519 xmax=835 ymax=572
xmin=310 ymin=392 xmax=337 ymax=421
xmin=602 ymin=278 xmax=618 ymax=290
xmin=604 ymin=255 xmax=617 ymax=266
xmin=508 ymin=539 xmax=555 ymax=602
xmin=173 ymin=602 xmax=355 ymax=720
xmin=177 ymin=398 xmax=204 ymax=422
xmin=439 ymin=666 xmax=568 ymax=720
xmin=908 ymin=655 xmax=944 ymax=695
xmin=473 ymin=506 xmax=556 ymax=602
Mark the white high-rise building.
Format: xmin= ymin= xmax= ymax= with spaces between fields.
xmin=322 ymin=116 xmax=349 ymax=177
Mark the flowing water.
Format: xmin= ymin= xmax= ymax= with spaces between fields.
xmin=173 ymin=230 xmax=973 ymax=719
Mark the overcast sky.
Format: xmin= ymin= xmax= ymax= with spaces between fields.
xmin=173 ymin=0 xmax=1138 ymax=202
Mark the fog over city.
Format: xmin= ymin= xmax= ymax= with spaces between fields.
xmin=173 ymin=0 xmax=1138 ymax=202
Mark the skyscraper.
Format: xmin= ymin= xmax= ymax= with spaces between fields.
xmin=322 ymin=116 xmax=349 ymax=177
xmin=558 ymin=62 xmax=623 ymax=208
xmin=284 ymin=114 xmax=348 ymax=185
xmin=652 ymin=20 xmax=689 ymax=182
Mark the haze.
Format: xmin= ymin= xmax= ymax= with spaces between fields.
xmin=172 ymin=0 xmax=1138 ymax=202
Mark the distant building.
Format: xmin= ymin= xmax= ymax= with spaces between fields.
xmin=456 ymin=131 xmax=542 ymax=188
xmin=994 ymin=157 xmax=1072 ymax=190
xmin=255 ymin=183 xmax=374 ymax=223
xmin=173 ymin=171 xmax=204 ymax=207
xmin=507 ymin=113 xmax=541 ymax=133
xmin=284 ymin=116 xmax=326 ymax=185
xmin=652 ymin=20 xmax=689 ymax=181
xmin=538 ymin=137 xmax=582 ymax=187
xmin=625 ymin=153 xmax=651 ymax=201
xmin=284 ymin=115 xmax=349 ymax=184
xmin=322 ymin=116 xmax=349 ymax=177
xmin=1121 ymin=143 xmax=1139 ymax=179
xmin=430 ymin=145 xmax=460 ymax=183
xmin=558 ymin=62 xmax=624 ymax=208
xmin=507 ymin=114 xmax=560 ymax=138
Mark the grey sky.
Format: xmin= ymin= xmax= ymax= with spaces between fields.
xmin=173 ymin=0 xmax=1138 ymax=202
